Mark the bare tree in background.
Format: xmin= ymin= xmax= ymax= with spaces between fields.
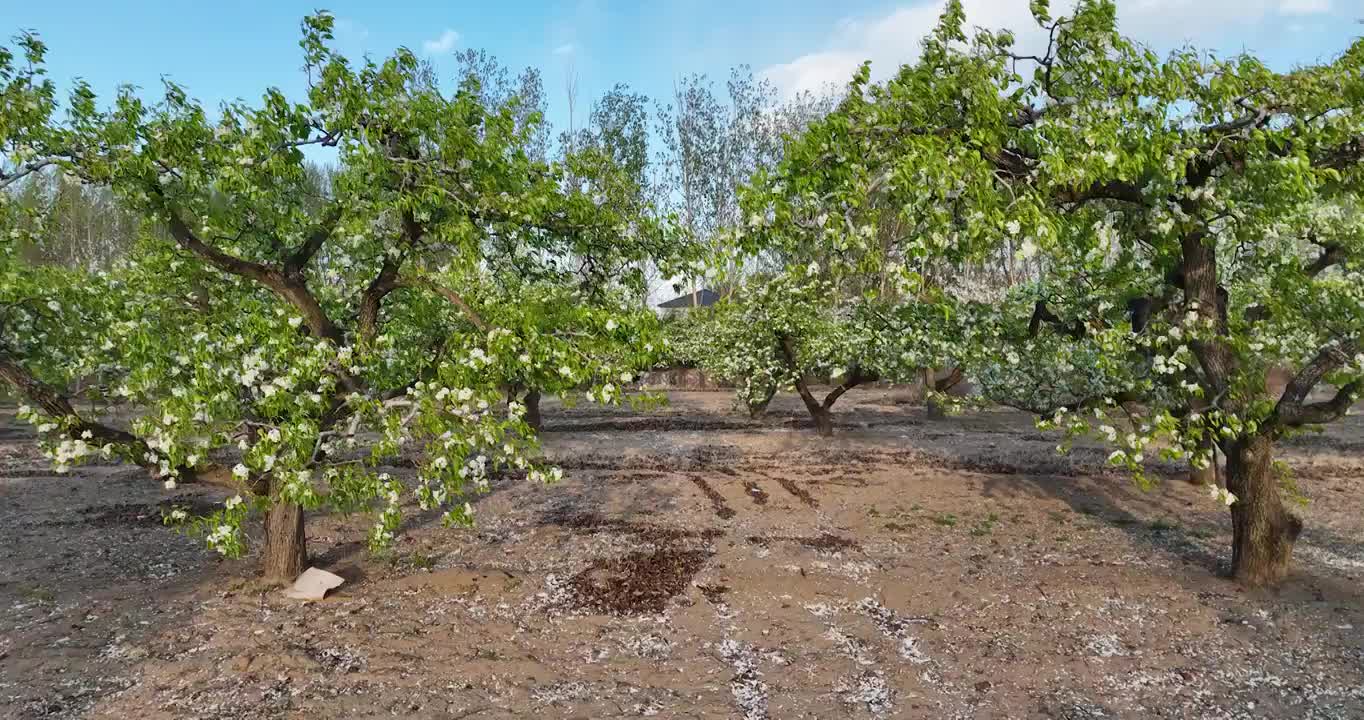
xmin=564 ymin=62 xmax=579 ymax=160
xmin=453 ymin=49 xmax=550 ymax=160
xmin=11 ymin=170 xmax=145 ymax=269
xmin=567 ymin=84 xmax=657 ymax=306
xmin=655 ymin=67 xmax=839 ymax=295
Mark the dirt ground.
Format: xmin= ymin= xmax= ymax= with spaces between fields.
xmin=3 ymin=389 xmax=1363 ymax=719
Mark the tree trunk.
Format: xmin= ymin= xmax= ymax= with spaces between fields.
xmin=1225 ymin=436 xmax=1301 ymax=587
xmin=790 ymin=375 xmax=834 ymax=436
xmin=922 ymin=368 xmax=946 ymax=420
xmin=778 ymin=334 xmax=835 ymax=437
xmin=809 ymin=404 xmax=834 ymax=437
xmin=262 ymin=492 xmax=307 ymax=585
xmin=523 ymin=389 xmax=542 ymax=433
xmin=926 ymin=396 xmax=947 ymax=420
xmin=746 ymin=385 xmax=775 ymax=418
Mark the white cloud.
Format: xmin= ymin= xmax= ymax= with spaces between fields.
xmin=761 ymin=1 xmax=1034 ymax=98
xmin=761 ymin=0 xmax=1292 ymax=99
xmin=333 ymin=18 xmax=369 ymax=42
xmin=422 ymin=28 xmax=461 ymax=56
xmin=329 ymin=18 xmax=371 ymax=58
xmin=553 ymin=43 xmax=578 ymax=56
xmin=1278 ymin=0 xmax=1331 ymax=14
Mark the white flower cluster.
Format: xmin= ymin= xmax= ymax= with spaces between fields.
xmin=1206 ymin=484 xmax=1237 ymax=506
xmin=48 ymin=432 xmax=99 ymax=473
xmin=206 ymin=523 xmax=237 ymax=554
xmin=369 ymin=476 xmax=404 ymax=549
xmin=527 ymin=466 xmax=564 ymax=484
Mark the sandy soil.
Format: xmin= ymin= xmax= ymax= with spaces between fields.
xmin=2 ymin=389 xmax=1363 ymax=719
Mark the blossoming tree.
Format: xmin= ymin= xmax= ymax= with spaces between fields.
xmin=671 ymin=267 xmax=967 ymax=435
xmin=670 ymin=269 xmax=870 ymax=430
xmin=1 ymin=33 xmax=187 ymax=477
xmin=687 ymin=3 xmax=1019 ymax=435
xmin=929 ymin=0 xmax=1364 ymax=586
xmin=2 ymin=16 xmax=674 ymax=583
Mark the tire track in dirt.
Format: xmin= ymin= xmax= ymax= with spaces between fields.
xmin=746 ymin=468 xmax=820 ymax=508
xmin=688 ymin=475 xmax=736 ymax=519
xmin=775 ymin=477 xmax=818 ymax=507
xmin=743 ymin=480 xmax=769 ymax=505
xmin=746 ymin=533 xmax=860 ymax=552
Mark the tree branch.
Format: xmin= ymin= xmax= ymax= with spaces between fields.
xmin=0 ymin=158 xmax=58 ymax=190
xmin=410 ymin=278 xmax=492 ymax=333
xmin=283 ymin=203 xmax=345 ymax=276
xmin=357 ymin=258 xmax=401 ymax=344
xmin=934 ymin=367 xmax=964 ymax=393
xmin=1313 ymin=135 xmax=1364 ymax=171
xmin=1199 ymin=105 xmax=1276 ymax=136
xmin=822 ymin=364 xmax=877 ymax=411
xmin=1305 ymin=241 xmax=1346 ymax=277
xmin=1271 ymin=339 xmax=1359 ymax=430
xmin=778 ymin=333 xmax=825 ymax=419
xmin=1181 ymin=231 xmax=1239 ymax=397
xmin=1056 ymin=179 xmax=1148 ymax=206
xmin=0 ymin=352 xmax=223 ymax=483
xmin=150 ymin=186 xmax=346 ymax=344
xmin=1277 ymin=380 xmax=1361 ymax=428
xmin=1028 ymin=300 xmax=1085 ymax=339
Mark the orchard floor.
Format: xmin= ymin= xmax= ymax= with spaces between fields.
xmin=3 ymin=390 xmax=1364 ymax=720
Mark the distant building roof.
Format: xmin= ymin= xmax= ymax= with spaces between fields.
xmin=658 ymin=288 xmax=721 ymax=309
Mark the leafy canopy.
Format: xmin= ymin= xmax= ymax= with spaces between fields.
xmin=1 ymin=14 xmax=685 ymax=557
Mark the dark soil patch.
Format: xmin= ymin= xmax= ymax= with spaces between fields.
xmin=774 ymin=476 xmax=818 ymax=508
xmin=688 ymin=476 xmax=736 ymax=519
xmin=544 ymin=417 xmax=760 ymax=433
xmin=808 ymin=472 xmax=867 ymax=487
xmin=566 ymin=548 xmax=711 ymax=615
xmin=743 ymin=480 xmax=769 ymax=505
xmin=747 ymin=532 xmax=860 ymax=552
xmin=539 ymin=509 xmax=723 ymax=542
xmin=78 ymin=494 xmax=221 ymax=527
xmin=555 ymin=449 xmax=744 ymax=474
xmin=620 ymin=471 xmax=671 ymax=480
xmin=0 ymin=467 xmax=72 ymax=479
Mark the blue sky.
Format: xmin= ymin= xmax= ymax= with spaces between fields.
xmin=2 ymin=1 xmax=1360 ymax=136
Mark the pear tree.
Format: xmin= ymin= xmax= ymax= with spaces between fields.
xmin=2 ymin=16 xmax=674 ymax=583
xmin=693 ymin=6 xmax=1019 ymax=434
xmin=929 ymin=0 xmax=1364 ymax=586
